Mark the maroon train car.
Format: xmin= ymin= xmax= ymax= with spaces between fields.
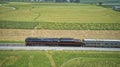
xmin=25 ymin=38 xmax=83 ymax=47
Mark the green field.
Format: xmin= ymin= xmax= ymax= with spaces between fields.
xmin=0 ymin=21 xmax=38 ymax=29
xmin=0 ymin=51 xmax=51 ymax=67
xmin=0 ymin=21 xmax=120 ymax=30
xmin=39 ymin=22 xmax=120 ymax=30
xmin=0 ymin=50 xmax=120 ymax=67
xmin=0 ymin=2 xmax=120 ymax=67
xmin=0 ymin=2 xmax=120 ymax=30
xmin=0 ymin=2 xmax=120 ymax=23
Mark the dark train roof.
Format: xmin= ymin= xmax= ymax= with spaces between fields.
xmin=25 ymin=38 xmax=59 ymax=42
xmin=25 ymin=38 xmax=80 ymax=42
xmin=59 ymin=38 xmax=74 ymax=42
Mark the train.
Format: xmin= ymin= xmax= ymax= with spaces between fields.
xmin=25 ymin=38 xmax=120 ymax=48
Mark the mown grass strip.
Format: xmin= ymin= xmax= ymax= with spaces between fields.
xmin=0 ymin=21 xmax=39 ymax=29
xmin=38 ymin=22 xmax=120 ymax=30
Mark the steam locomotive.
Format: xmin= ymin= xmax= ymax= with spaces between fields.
xmin=25 ymin=38 xmax=120 ymax=48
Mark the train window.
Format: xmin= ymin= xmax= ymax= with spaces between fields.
xmin=111 ymin=43 xmax=113 ymax=45
xmin=97 ymin=43 xmax=100 ymax=45
xmin=115 ymin=43 xmax=117 ymax=45
xmin=93 ymin=43 xmax=96 ymax=45
xmin=105 ymin=43 xmax=108 ymax=45
xmin=97 ymin=43 xmax=98 ymax=44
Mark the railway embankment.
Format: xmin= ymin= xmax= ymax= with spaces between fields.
xmin=0 ymin=46 xmax=120 ymax=51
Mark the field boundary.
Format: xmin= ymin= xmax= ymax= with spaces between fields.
xmin=60 ymin=57 xmax=82 ymax=67
xmin=45 ymin=50 xmax=56 ymax=67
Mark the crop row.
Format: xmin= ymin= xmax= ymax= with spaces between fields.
xmin=0 ymin=21 xmax=120 ymax=30
xmin=51 ymin=51 xmax=120 ymax=67
xmin=0 ymin=21 xmax=38 ymax=29
xmin=39 ymin=22 xmax=120 ymax=30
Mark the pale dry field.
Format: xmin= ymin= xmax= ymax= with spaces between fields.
xmin=0 ymin=29 xmax=120 ymax=41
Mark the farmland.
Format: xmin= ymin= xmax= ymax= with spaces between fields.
xmin=0 ymin=21 xmax=38 ymax=29
xmin=0 ymin=2 xmax=120 ymax=23
xmin=38 ymin=22 xmax=120 ymax=30
xmin=0 ymin=21 xmax=120 ymax=30
xmin=0 ymin=2 xmax=120 ymax=41
xmin=0 ymin=2 xmax=120 ymax=67
xmin=0 ymin=50 xmax=120 ymax=67
xmin=0 ymin=2 xmax=120 ymax=30
xmin=0 ymin=51 xmax=51 ymax=67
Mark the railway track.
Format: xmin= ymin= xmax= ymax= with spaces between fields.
xmin=0 ymin=43 xmax=120 ymax=51
xmin=0 ymin=46 xmax=120 ymax=51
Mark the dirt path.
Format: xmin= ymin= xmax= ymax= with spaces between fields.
xmin=45 ymin=51 xmax=56 ymax=67
xmin=0 ymin=29 xmax=120 ymax=41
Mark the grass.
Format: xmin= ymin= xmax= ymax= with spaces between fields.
xmin=26 ymin=4 xmax=120 ymax=23
xmin=0 ymin=41 xmax=24 ymax=43
xmin=0 ymin=50 xmax=119 ymax=67
xmin=61 ymin=58 xmax=120 ymax=67
xmin=0 ymin=2 xmax=120 ymax=23
xmin=0 ymin=2 xmax=120 ymax=41
xmin=0 ymin=51 xmax=51 ymax=67
xmin=0 ymin=2 xmax=120 ymax=30
xmin=0 ymin=21 xmax=120 ymax=30
xmin=39 ymin=22 xmax=120 ymax=30
xmin=0 ymin=21 xmax=38 ymax=29
xmin=0 ymin=2 xmax=8 ymax=4
xmin=50 ymin=51 xmax=120 ymax=67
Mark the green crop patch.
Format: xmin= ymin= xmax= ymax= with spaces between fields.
xmin=0 ymin=2 xmax=8 ymax=4
xmin=0 ymin=51 xmax=120 ymax=67
xmin=0 ymin=51 xmax=51 ymax=67
xmin=50 ymin=51 xmax=120 ymax=67
xmin=61 ymin=58 xmax=120 ymax=67
xmin=0 ymin=21 xmax=38 ymax=29
xmin=38 ymin=22 xmax=120 ymax=30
